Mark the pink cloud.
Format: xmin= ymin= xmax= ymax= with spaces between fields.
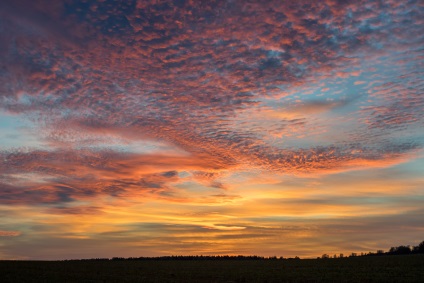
xmin=0 ymin=230 xmax=21 ymax=237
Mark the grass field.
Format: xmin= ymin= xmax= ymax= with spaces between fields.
xmin=1 ymin=254 xmax=423 ymax=282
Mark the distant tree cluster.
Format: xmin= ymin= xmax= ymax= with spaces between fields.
xmin=388 ymin=241 xmax=424 ymax=255
xmin=319 ymin=240 xmax=424 ymax=259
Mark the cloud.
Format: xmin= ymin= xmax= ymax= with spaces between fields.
xmin=45 ymin=206 xmax=103 ymax=215
xmin=1 ymin=139 xmax=418 ymax=206
xmin=0 ymin=148 xmax=233 ymax=205
xmin=269 ymin=97 xmax=360 ymax=118
xmin=0 ymin=230 xmax=21 ymax=237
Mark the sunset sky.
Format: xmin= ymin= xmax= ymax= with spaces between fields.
xmin=0 ymin=0 xmax=423 ymax=260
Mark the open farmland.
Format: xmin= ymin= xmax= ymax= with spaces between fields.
xmin=1 ymin=254 xmax=423 ymax=282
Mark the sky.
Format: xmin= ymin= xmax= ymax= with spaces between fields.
xmin=0 ymin=0 xmax=423 ymax=260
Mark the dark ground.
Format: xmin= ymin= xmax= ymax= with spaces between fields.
xmin=1 ymin=254 xmax=423 ymax=282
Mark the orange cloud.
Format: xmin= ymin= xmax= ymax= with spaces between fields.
xmin=0 ymin=230 xmax=21 ymax=237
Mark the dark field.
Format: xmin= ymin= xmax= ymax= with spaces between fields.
xmin=1 ymin=255 xmax=423 ymax=283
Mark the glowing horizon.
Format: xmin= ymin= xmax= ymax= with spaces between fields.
xmin=0 ymin=0 xmax=423 ymax=260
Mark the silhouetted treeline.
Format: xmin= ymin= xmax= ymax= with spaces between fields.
xmin=388 ymin=240 xmax=424 ymax=255
xmin=356 ymin=240 xmax=424 ymax=257
xmin=63 ymin=240 xmax=424 ymax=261
xmin=320 ymin=240 xmax=424 ymax=259
xmin=65 ymin=255 xmax=285 ymax=262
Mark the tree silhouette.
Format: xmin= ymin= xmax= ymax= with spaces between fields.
xmin=413 ymin=241 xmax=424 ymax=254
xmin=388 ymin=245 xmax=411 ymax=255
